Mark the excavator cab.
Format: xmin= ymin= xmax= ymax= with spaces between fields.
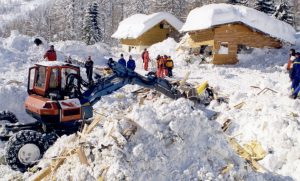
xmin=28 ymin=62 xmax=80 ymax=99
xmin=25 ymin=62 xmax=85 ymax=123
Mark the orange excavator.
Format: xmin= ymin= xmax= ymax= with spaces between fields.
xmin=0 ymin=58 xmax=214 ymax=172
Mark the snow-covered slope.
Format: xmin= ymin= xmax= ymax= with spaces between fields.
xmin=181 ymin=3 xmax=296 ymax=44
xmin=0 ymin=0 xmax=51 ymax=29
xmin=0 ymin=32 xmax=300 ymax=180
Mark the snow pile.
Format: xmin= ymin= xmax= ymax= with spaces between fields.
xmin=24 ymin=95 xmax=288 ymax=180
xmin=172 ymin=42 xmax=300 ymax=179
xmin=112 ymin=12 xmax=183 ymax=39
xmin=147 ymin=37 xmax=205 ymax=67
xmin=181 ymin=3 xmax=296 ymax=44
xmin=148 ymin=38 xmax=178 ymax=59
xmin=54 ymin=40 xmax=111 ymax=66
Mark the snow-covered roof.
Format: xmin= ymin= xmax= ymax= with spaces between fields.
xmin=36 ymin=61 xmax=72 ymax=67
xmin=181 ymin=4 xmax=296 ymax=44
xmin=112 ymin=12 xmax=183 ymax=39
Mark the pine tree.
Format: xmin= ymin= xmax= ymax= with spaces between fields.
xmin=273 ymin=1 xmax=294 ymax=25
xmin=83 ymin=2 xmax=102 ymax=45
xmin=255 ymin=0 xmax=276 ymax=15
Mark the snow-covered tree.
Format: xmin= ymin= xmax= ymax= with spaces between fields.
xmin=273 ymin=1 xmax=294 ymax=25
xmin=83 ymin=2 xmax=103 ymax=45
xmin=226 ymin=0 xmax=248 ymax=5
xmin=255 ymin=0 xmax=276 ymax=15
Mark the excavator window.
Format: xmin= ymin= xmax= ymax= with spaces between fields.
xmin=61 ymin=68 xmax=78 ymax=89
xmin=35 ymin=66 xmax=46 ymax=88
xmin=28 ymin=67 xmax=36 ymax=94
xmin=49 ymin=68 xmax=59 ymax=89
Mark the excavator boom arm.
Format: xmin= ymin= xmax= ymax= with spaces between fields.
xmin=82 ymin=59 xmax=183 ymax=106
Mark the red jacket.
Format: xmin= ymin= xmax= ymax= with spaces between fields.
xmin=44 ymin=50 xmax=57 ymax=61
xmin=143 ymin=51 xmax=149 ymax=62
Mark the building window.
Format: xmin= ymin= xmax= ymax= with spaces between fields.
xmin=218 ymin=42 xmax=229 ymax=54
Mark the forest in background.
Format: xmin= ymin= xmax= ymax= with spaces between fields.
xmin=0 ymin=0 xmax=299 ymax=45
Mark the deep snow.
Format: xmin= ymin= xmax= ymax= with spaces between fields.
xmin=0 ymin=32 xmax=300 ymax=180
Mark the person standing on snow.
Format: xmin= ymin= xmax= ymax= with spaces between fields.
xmin=85 ymin=56 xmax=94 ymax=85
xmin=290 ymin=52 xmax=300 ymax=99
xmin=163 ymin=55 xmax=169 ymax=77
xmin=142 ymin=48 xmax=150 ymax=71
xmin=127 ymin=55 xmax=136 ymax=71
xmin=156 ymin=55 xmax=164 ymax=78
xmin=43 ymin=45 xmax=57 ymax=61
xmin=165 ymin=56 xmax=174 ymax=77
xmin=118 ymin=54 xmax=126 ymax=67
xmin=287 ymin=49 xmax=296 ymax=71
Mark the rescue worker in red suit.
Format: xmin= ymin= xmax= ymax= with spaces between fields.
xmin=44 ymin=45 xmax=57 ymax=61
xmin=156 ymin=55 xmax=164 ymax=78
xmin=142 ymin=48 xmax=150 ymax=71
xmin=163 ymin=55 xmax=168 ymax=77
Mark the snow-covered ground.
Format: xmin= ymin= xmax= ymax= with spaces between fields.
xmin=0 ymin=32 xmax=300 ymax=180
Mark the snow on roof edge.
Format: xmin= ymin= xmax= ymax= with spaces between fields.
xmin=181 ymin=4 xmax=296 ymax=44
xmin=112 ymin=12 xmax=183 ymax=39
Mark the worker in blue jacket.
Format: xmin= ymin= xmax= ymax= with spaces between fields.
xmin=127 ymin=55 xmax=136 ymax=71
xmin=118 ymin=54 xmax=126 ymax=67
xmin=290 ymin=52 xmax=300 ymax=99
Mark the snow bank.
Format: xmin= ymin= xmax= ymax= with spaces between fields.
xmin=25 ymin=95 xmax=288 ymax=180
xmin=54 ymin=41 xmax=111 ymax=66
xmin=181 ymin=3 xmax=296 ymax=44
xmin=147 ymin=37 xmax=200 ymax=68
xmin=148 ymin=38 xmax=178 ymax=59
xmin=112 ymin=12 xmax=183 ymax=39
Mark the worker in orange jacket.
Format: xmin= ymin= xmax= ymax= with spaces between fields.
xmin=163 ymin=55 xmax=169 ymax=77
xmin=142 ymin=48 xmax=150 ymax=71
xmin=156 ymin=55 xmax=165 ymax=78
xmin=44 ymin=45 xmax=57 ymax=61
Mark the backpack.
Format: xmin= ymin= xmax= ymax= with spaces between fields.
xmin=165 ymin=59 xmax=173 ymax=68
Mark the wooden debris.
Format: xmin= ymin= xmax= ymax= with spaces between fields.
xmin=77 ymin=146 xmax=89 ymax=166
xmin=131 ymin=88 xmax=150 ymax=94
xmin=257 ymin=87 xmax=278 ymax=95
xmin=221 ymin=119 xmax=232 ymax=132
xmin=32 ymin=148 xmax=77 ymax=181
xmin=250 ymin=86 xmax=261 ymax=89
xmin=220 ymin=163 xmax=234 ymax=175
xmin=32 ymin=116 xmax=103 ymax=180
xmin=228 ymin=138 xmax=267 ymax=173
xmin=179 ymin=71 xmax=191 ymax=89
xmin=86 ymin=116 xmax=102 ymax=134
xmin=290 ymin=112 xmax=299 ymax=118
xmin=234 ymin=102 xmax=245 ymax=109
xmin=243 ymin=141 xmax=267 ymax=161
xmin=122 ymin=124 xmax=138 ymax=140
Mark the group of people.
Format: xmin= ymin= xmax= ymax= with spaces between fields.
xmin=288 ymin=49 xmax=300 ymax=99
xmin=44 ymin=45 xmax=174 ymax=88
xmin=155 ymin=54 xmax=174 ymax=78
xmin=43 ymin=45 xmax=94 ymax=85
xmin=141 ymin=48 xmax=174 ymax=78
xmin=118 ymin=54 xmax=136 ymax=71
